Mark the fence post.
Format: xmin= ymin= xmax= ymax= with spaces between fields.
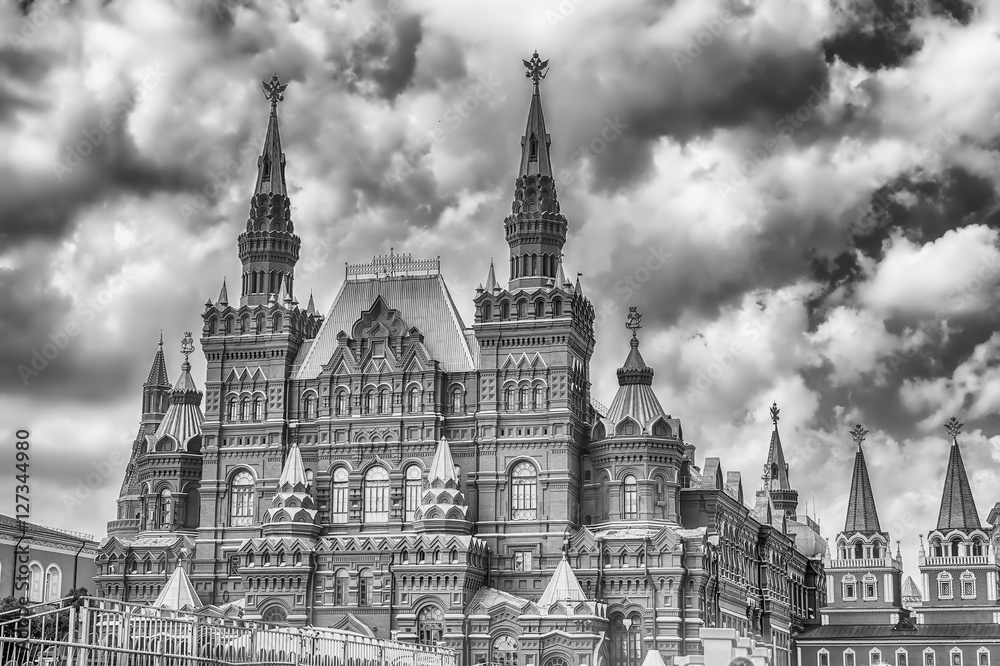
xmin=64 ymin=604 xmax=76 ymax=666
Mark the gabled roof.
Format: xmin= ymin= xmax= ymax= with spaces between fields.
xmin=292 ymin=273 xmax=475 ymax=378
xmin=154 ymin=566 xmax=201 ymax=610
xmin=844 ymin=441 xmax=881 ymax=533
xmin=936 ymin=435 xmax=981 ymax=531
xmin=538 ymin=554 xmax=588 ymax=606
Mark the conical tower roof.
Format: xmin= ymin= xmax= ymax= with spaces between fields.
xmin=255 ymin=75 xmax=287 ymax=198
xmin=538 ymin=553 xmax=588 ymax=606
xmin=766 ymin=402 xmax=791 ymax=491
xmin=936 ymin=418 xmax=981 ymax=531
xmin=278 ymin=443 xmax=308 ymax=489
xmin=152 ymin=334 xmax=203 ymax=450
xmin=844 ymin=425 xmax=881 ymax=534
xmin=484 ymin=261 xmax=498 ymax=292
xmin=154 ymin=566 xmax=201 ymax=610
xmin=428 ymin=436 xmax=459 ymax=486
xmin=605 ymin=309 xmax=667 ymax=431
xmin=145 ymin=335 xmax=170 ymax=387
xmin=518 ymin=52 xmax=553 ymax=180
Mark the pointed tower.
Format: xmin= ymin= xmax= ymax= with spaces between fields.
xmin=824 ymin=425 xmax=903 ymax=625
xmin=261 ymin=443 xmax=321 ymax=538
xmin=505 ymin=51 xmax=568 ymax=291
xmin=765 ymin=402 xmax=799 ymax=520
xmin=238 ymin=74 xmax=300 ymax=307
xmin=143 ymin=334 xmax=172 ymax=419
xmin=918 ymin=418 xmax=997 ymax=622
xmin=413 ymin=438 xmax=472 ymax=534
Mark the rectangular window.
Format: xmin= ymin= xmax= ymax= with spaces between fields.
xmin=925 ymin=653 xmax=935 ymax=666
xmin=865 ymin=583 xmax=876 ymax=599
xmin=843 ymin=583 xmax=856 ymax=600
xmin=513 ymin=551 xmax=532 ymax=572
xmin=940 ymin=581 xmax=953 ymax=599
xmin=845 ymin=652 xmax=855 ymax=666
xmin=871 ymin=651 xmax=882 ymax=666
xmin=819 ymin=653 xmax=829 ymax=666
xmin=953 ymin=654 xmax=963 ymax=666
xmin=963 ymin=581 xmax=976 ymax=598
xmin=898 ymin=652 xmax=908 ymax=666
xmin=978 ymin=654 xmax=989 ymax=666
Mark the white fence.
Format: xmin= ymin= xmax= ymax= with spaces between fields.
xmin=0 ymin=596 xmax=456 ymax=666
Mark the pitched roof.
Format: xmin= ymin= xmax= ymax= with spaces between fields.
xmin=844 ymin=441 xmax=881 ymax=533
xmin=254 ymin=91 xmax=287 ymax=197
xmin=145 ymin=337 xmax=170 ymax=387
xmin=518 ymin=65 xmax=553 ymax=179
xmin=154 ymin=566 xmax=202 ymax=610
xmin=767 ymin=426 xmax=791 ymax=491
xmin=292 ymin=273 xmax=475 ymax=378
xmin=538 ymin=554 xmax=588 ymax=606
xmin=428 ymin=437 xmax=458 ymax=486
xmin=936 ymin=436 xmax=981 ymax=531
xmin=605 ymin=336 xmax=667 ymax=429
xmin=902 ymin=576 xmax=922 ymax=599
xmin=278 ymin=443 xmax=308 ymax=488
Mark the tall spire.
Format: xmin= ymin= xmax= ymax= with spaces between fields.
xmin=145 ymin=335 xmax=170 ymax=387
xmin=484 ymin=260 xmax=498 ymax=292
xmin=505 ymin=52 xmax=567 ymax=291
xmin=538 ymin=552 xmax=588 ymax=606
xmin=765 ymin=401 xmax=798 ymax=519
xmin=217 ymin=278 xmax=228 ymax=307
xmin=844 ymin=424 xmax=882 ymax=533
xmin=936 ymin=417 xmax=981 ymax=531
xmin=238 ymin=74 xmax=301 ymax=307
xmin=142 ymin=335 xmax=172 ymax=418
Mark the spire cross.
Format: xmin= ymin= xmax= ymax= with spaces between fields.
xmin=625 ymin=306 xmax=642 ymax=339
xmin=180 ymin=332 xmax=194 ymax=364
xmin=849 ymin=424 xmax=869 ymax=448
xmin=769 ymin=401 xmax=779 ymax=426
xmin=261 ymin=74 xmax=288 ymax=115
xmin=523 ymin=51 xmax=549 ymax=86
xmin=944 ymin=416 xmax=964 ymax=441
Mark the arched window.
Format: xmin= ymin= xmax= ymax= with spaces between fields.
xmin=516 ymin=300 xmax=526 ymax=318
xmin=261 ymin=605 xmax=287 ymax=624
xmin=230 ymin=471 xmax=255 ymax=527
xmin=272 ymin=313 xmax=282 ymax=332
xmin=961 ymin=571 xmax=976 ymax=599
xmin=405 ymin=465 xmax=423 ymax=522
xmin=504 ymin=385 xmax=516 ymax=411
xmin=533 ymin=385 xmax=545 ymax=409
xmin=972 ymin=539 xmax=984 ymax=557
xmin=534 ymin=299 xmax=545 ymax=318
xmin=378 ymin=388 xmax=389 ymax=414
xmin=408 ymin=387 xmax=420 ymax=413
xmin=932 ymin=538 xmax=943 ymax=558
xmin=256 ymin=313 xmax=265 ymax=333
xmin=482 ymin=301 xmax=493 ymax=321
xmin=208 ymin=317 xmax=218 ymax=335
xmin=364 ymin=389 xmax=375 ymax=415
xmin=304 ymin=394 xmax=316 ymax=420
xmin=359 ymin=569 xmax=373 ymax=606
xmin=336 ymin=390 xmax=348 ymax=416
xmin=951 ymin=538 xmax=962 ymax=557
xmin=241 ymin=397 xmax=250 ymax=421
xmin=334 ymin=569 xmax=349 ymax=605
xmin=330 ymin=467 xmax=349 ymax=524
xmin=500 ymin=301 xmax=510 ymax=320
xmin=623 ymin=475 xmax=639 ymax=520
xmin=185 ymin=485 xmax=201 ymax=528
xmin=519 ymin=385 xmax=530 ymax=410
xmin=612 ymin=613 xmax=643 ymax=666
xmin=492 ymin=636 xmax=518 ymax=666
xmin=44 ymin=565 xmax=62 ymax=602
xmin=862 ymin=573 xmax=877 ymax=600
xmin=842 ymin=574 xmax=857 ymax=600
xmin=417 ymin=605 xmax=444 ymax=646
xmin=225 ymin=316 xmax=235 ymax=334
xmin=253 ymin=396 xmax=264 ymax=421
xmin=938 ymin=571 xmax=953 ymax=599
xmin=451 ymin=387 xmax=464 ymax=413
xmin=511 ymin=462 xmax=537 ymax=520
xmin=159 ymin=489 xmax=172 ymax=528
xmin=853 ymin=542 xmax=863 ymax=559
xmin=227 ymin=397 xmax=238 ymax=421
xmin=869 ymin=649 xmax=882 ymax=666
xmin=553 ymin=298 xmax=563 ymax=316
xmin=364 ymin=467 xmax=390 ymax=523
xmin=28 ymin=563 xmax=43 ymax=602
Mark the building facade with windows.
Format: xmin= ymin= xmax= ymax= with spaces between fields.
xmin=0 ymin=515 xmax=98 ymax=603
xmin=796 ymin=420 xmax=1000 ymax=666
xmin=94 ymin=57 xmax=827 ymax=666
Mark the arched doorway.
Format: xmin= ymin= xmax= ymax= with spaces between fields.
xmin=417 ymin=605 xmax=444 ymax=646
xmin=261 ymin=604 xmax=288 ymax=624
xmin=611 ymin=612 xmax=643 ymax=666
xmin=492 ymin=635 xmax=518 ymax=666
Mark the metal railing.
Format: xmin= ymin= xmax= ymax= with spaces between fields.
xmin=0 ymin=596 xmax=456 ymax=666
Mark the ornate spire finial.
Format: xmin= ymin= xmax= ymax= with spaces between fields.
xmin=523 ymin=50 xmax=549 ymax=85
xmin=944 ymin=416 xmax=964 ymax=441
xmin=180 ymin=332 xmax=194 ymax=364
xmin=261 ymin=73 xmax=287 ymax=115
xmin=849 ymin=424 xmax=869 ymax=448
xmin=159 ymin=330 xmax=163 ymax=346
xmin=770 ymin=401 xmax=779 ymax=426
xmin=761 ymin=463 xmax=771 ymax=487
xmin=625 ymin=306 xmax=642 ymax=339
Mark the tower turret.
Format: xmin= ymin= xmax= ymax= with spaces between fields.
xmin=765 ymin=402 xmax=799 ymax=520
xmin=142 ymin=333 xmax=172 ymax=420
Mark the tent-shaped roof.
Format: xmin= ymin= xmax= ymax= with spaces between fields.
xmin=154 ymin=566 xmax=201 ymax=611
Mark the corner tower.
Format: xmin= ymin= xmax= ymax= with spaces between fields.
xmin=825 ymin=425 xmax=903 ymax=625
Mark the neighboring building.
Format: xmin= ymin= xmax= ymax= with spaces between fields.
xmin=797 ymin=419 xmax=1000 ymax=666
xmin=0 ymin=515 xmax=98 ymax=602
xmin=94 ymin=56 xmax=826 ymax=666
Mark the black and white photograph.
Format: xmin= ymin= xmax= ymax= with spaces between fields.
xmin=0 ymin=0 xmax=999 ymax=664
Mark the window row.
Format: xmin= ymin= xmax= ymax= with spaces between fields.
xmin=23 ymin=563 xmax=62 ymax=604
xmin=937 ymin=571 xmax=977 ymax=600
xmin=208 ymin=312 xmax=286 ymax=335
xmin=481 ymin=297 xmax=564 ymax=322
xmin=296 ymin=387 xmax=468 ymax=421
xmin=502 ymin=385 xmax=549 ymax=411
xmin=930 ymin=536 xmax=986 ymax=558
xmin=509 ymin=252 xmax=561 ymax=280
xmin=819 ymin=647 xmax=991 ymax=666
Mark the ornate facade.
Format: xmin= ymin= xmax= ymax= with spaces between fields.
xmin=797 ymin=419 xmax=1000 ymax=666
xmin=95 ymin=56 xmax=826 ymax=666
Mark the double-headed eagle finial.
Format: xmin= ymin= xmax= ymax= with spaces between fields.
xmin=523 ymin=51 xmax=549 ymax=85
xmin=770 ymin=401 xmax=779 ymax=425
xmin=849 ymin=424 xmax=869 ymax=448
xmin=625 ymin=306 xmax=642 ymax=339
xmin=262 ymin=73 xmax=288 ymax=113
xmin=944 ymin=417 xmax=964 ymax=441
xmin=181 ymin=332 xmax=195 ymax=364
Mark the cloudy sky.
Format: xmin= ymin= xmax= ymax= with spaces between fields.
xmin=2 ymin=0 xmax=999 ymax=581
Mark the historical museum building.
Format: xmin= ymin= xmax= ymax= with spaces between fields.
xmin=94 ymin=56 xmax=829 ymax=666
xmin=796 ymin=420 xmax=1000 ymax=666
xmin=0 ymin=515 xmax=98 ymax=603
